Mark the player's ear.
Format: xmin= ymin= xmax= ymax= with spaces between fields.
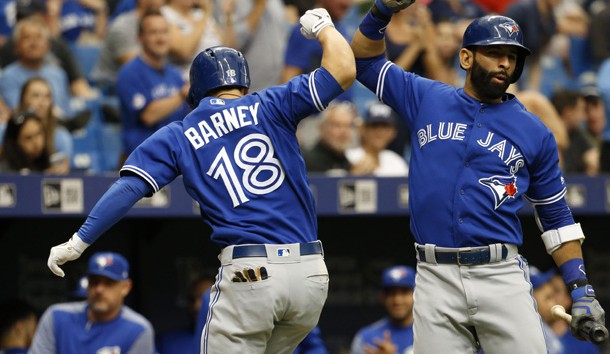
xmin=459 ymin=48 xmax=474 ymax=71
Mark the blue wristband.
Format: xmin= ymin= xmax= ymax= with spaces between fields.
xmin=359 ymin=10 xmax=390 ymax=41
xmin=571 ymin=284 xmax=596 ymax=300
xmin=374 ymin=0 xmax=394 ymax=17
xmin=559 ymin=258 xmax=588 ymax=289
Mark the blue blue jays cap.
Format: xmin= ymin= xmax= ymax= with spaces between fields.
xmin=364 ymin=103 xmax=397 ymax=125
xmin=529 ymin=266 xmax=555 ymax=290
xmin=381 ymin=265 xmax=416 ymax=289
xmin=87 ymin=252 xmax=130 ymax=281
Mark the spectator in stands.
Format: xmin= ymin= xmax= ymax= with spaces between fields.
xmin=14 ymin=77 xmax=72 ymax=174
xmin=0 ymin=298 xmax=38 ymax=354
xmin=115 ymin=9 xmax=189 ymax=161
xmin=347 ymin=103 xmax=408 ymax=177
xmin=281 ymin=0 xmax=353 ymax=100
xmin=350 ymin=265 xmax=415 ymax=354
xmin=596 ymin=58 xmax=610 ymax=172
xmin=385 ymin=5 xmax=445 ymax=81
xmin=515 ymin=89 xmax=569 ymax=161
xmin=218 ymin=0 xmax=288 ymax=92
xmin=580 ymin=75 xmax=607 ymax=150
xmin=0 ymin=17 xmax=73 ymax=116
xmin=0 ymin=0 xmax=97 ymax=99
xmin=589 ymin=0 xmax=610 ymax=68
xmin=302 ymin=101 xmax=358 ymax=175
xmin=92 ymin=0 xmax=164 ymax=88
xmin=551 ymin=89 xmax=599 ymax=175
xmin=0 ymin=111 xmax=66 ymax=174
xmin=161 ymin=0 xmax=223 ymax=80
xmin=29 ymin=252 xmax=156 ymax=354
xmin=59 ymin=0 xmax=108 ymax=44
xmin=530 ymin=265 xmax=600 ymax=354
xmin=505 ymin=0 xmax=590 ymax=90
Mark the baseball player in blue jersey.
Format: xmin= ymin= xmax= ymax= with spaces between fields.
xmin=350 ymin=265 xmax=415 ymax=354
xmin=46 ymin=7 xmax=355 ymax=354
xmin=351 ymin=1 xmax=607 ymax=353
xmin=30 ymin=252 xmax=156 ymax=354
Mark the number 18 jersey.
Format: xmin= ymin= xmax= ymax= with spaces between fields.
xmin=120 ymin=67 xmax=343 ymax=247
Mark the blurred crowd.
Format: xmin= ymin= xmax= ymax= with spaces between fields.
xmin=0 ymin=0 xmax=608 ymax=177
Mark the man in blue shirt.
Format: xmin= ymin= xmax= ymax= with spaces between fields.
xmin=0 ymin=298 xmax=37 ymax=354
xmin=350 ymin=265 xmax=415 ymax=354
xmin=116 ymin=8 xmax=189 ymax=158
xmin=30 ymin=252 xmax=155 ymax=354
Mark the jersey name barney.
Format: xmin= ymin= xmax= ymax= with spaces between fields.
xmin=184 ymin=102 xmax=260 ymax=149
xmin=417 ymin=122 xmax=524 ymax=209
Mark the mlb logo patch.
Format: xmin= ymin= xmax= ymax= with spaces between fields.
xmin=210 ymin=98 xmax=225 ymax=105
xmin=277 ymin=248 xmax=291 ymax=257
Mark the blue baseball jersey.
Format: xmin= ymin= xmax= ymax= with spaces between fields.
xmin=60 ymin=0 xmax=96 ymax=43
xmin=559 ymin=329 xmax=600 ymax=354
xmin=29 ymin=302 xmax=155 ymax=354
xmin=0 ymin=0 xmax=14 ymax=37
xmin=116 ymin=56 xmax=189 ymax=155
xmin=356 ymin=55 xmax=571 ymax=247
xmin=350 ymin=318 xmax=414 ymax=354
xmin=120 ymin=67 xmax=342 ymax=247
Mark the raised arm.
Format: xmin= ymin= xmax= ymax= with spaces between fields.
xmin=351 ymin=0 xmax=415 ymax=59
xmin=300 ymin=8 xmax=355 ymax=91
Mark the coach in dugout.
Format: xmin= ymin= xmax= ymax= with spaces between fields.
xmin=29 ymin=252 xmax=156 ymax=354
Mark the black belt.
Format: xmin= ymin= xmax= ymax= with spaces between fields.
xmin=417 ymin=245 xmax=508 ymax=265
xmin=232 ymin=241 xmax=322 ymax=259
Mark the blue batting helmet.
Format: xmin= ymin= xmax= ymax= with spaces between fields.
xmin=187 ymin=46 xmax=251 ymax=109
xmin=462 ymin=15 xmax=531 ymax=83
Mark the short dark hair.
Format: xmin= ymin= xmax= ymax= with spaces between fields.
xmin=138 ymin=8 xmax=165 ymax=35
xmin=0 ymin=298 xmax=36 ymax=341
xmin=550 ymin=89 xmax=583 ymax=115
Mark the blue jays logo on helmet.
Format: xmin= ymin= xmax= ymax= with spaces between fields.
xmin=498 ymin=22 xmax=519 ymax=36
xmin=96 ymin=254 xmax=114 ymax=268
xmin=462 ymin=15 xmax=531 ymax=83
xmin=187 ymin=46 xmax=251 ymax=109
xmin=479 ymin=175 xmax=518 ymax=209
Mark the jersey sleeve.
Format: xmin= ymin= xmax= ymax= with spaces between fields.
xmin=257 ymin=66 xmax=343 ymax=127
xmin=120 ymin=125 xmax=181 ymax=194
xmin=29 ymin=308 xmax=57 ymax=354
xmin=355 ymin=54 xmax=436 ymax=129
xmin=523 ymin=131 xmax=566 ymax=205
xmin=523 ymin=131 xmax=575 ymax=229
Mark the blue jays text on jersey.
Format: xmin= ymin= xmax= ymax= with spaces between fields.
xmin=119 ymin=67 xmax=343 ymax=247
xmin=355 ymin=55 xmax=572 ymax=248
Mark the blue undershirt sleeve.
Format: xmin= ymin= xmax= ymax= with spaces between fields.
xmin=534 ymin=198 xmax=575 ymax=231
xmin=77 ymin=176 xmax=152 ymax=244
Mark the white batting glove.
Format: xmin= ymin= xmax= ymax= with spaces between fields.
xmin=300 ymin=8 xmax=334 ymax=39
xmin=48 ymin=233 xmax=90 ymax=277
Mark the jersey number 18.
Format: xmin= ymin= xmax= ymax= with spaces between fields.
xmin=207 ymin=133 xmax=285 ymax=207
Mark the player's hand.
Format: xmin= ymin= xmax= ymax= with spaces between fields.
xmin=570 ymin=285 xmax=607 ymax=341
xmin=363 ymin=330 xmax=397 ymax=354
xmin=231 ymin=267 xmax=269 ymax=282
xmin=47 ymin=233 xmax=90 ymax=277
xmin=376 ymin=0 xmax=416 ymax=14
xmin=299 ymin=8 xmax=334 ymax=39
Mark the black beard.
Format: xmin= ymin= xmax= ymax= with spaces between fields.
xmin=470 ymin=59 xmax=510 ymax=101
